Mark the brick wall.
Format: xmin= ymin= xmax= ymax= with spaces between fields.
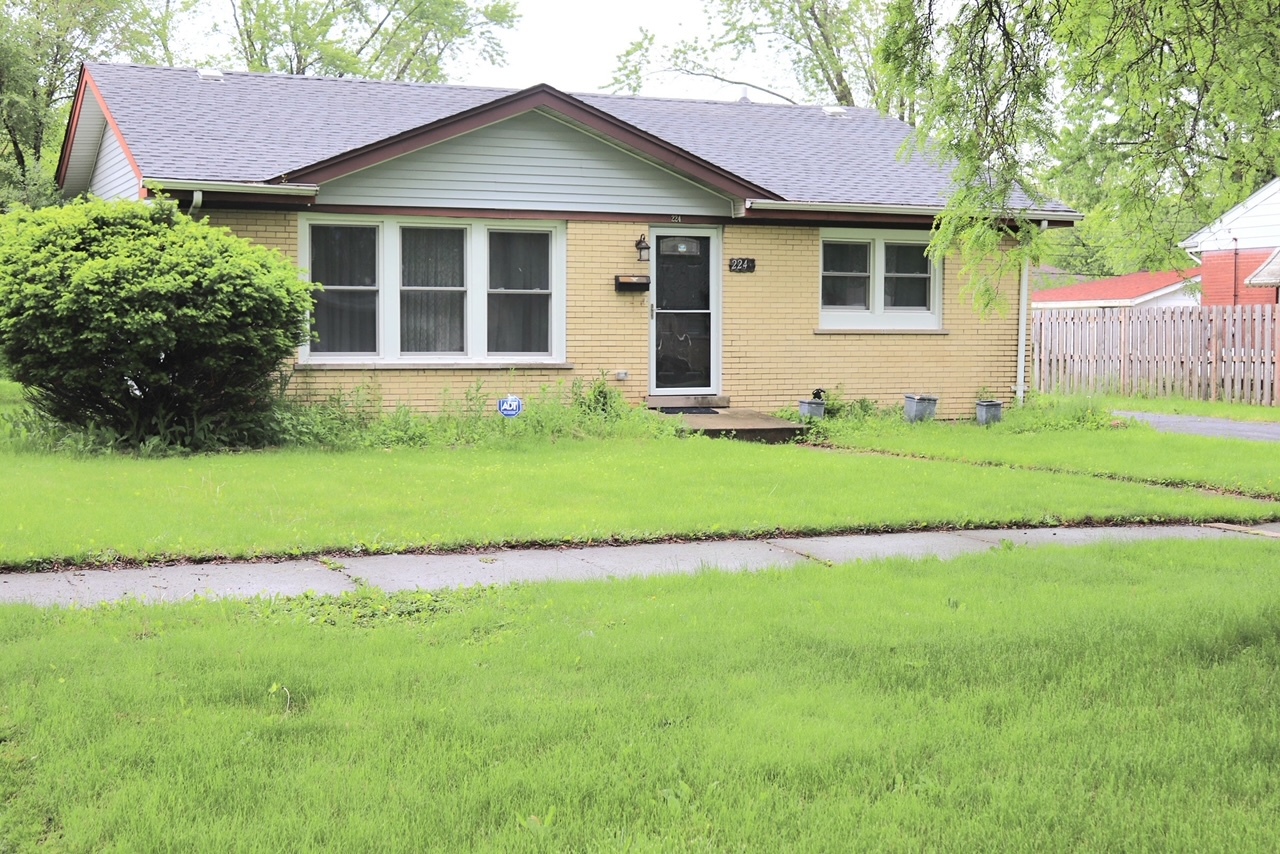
xmin=723 ymin=226 xmax=1022 ymax=419
xmin=203 ymin=209 xmax=299 ymax=263
xmin=1200 ymin=248 xmax=1280 ymax=306
xmin=212 ymin=211 xmax=1024 ymax=418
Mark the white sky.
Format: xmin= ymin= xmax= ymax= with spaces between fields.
xmin=453 ymin=0 xmax=770 ymax=100
xmin=180 ymin=0 xmax=800 ymax=103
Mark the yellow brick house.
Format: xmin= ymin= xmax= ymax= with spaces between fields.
xmin=56 ymin=63 xmax=1078 ymax=418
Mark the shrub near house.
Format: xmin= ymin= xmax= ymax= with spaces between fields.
xmin=0 ymin=199 xmax=313 ymax=449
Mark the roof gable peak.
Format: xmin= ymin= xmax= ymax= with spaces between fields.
xmin=282 ymin=82 xmax=779 ymax=201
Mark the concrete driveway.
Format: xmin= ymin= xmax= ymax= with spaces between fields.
xmin=1117 ymin=411 xmax=1280 ymax=443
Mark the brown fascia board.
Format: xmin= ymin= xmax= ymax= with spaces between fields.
xmin=56 ymin=65 xmax=144 ymax=194
xmin=280 ymin=83 xmax=781 ymax=202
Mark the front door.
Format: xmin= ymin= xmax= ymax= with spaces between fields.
xmin=651 ymin=231 xmax=718 ymax=394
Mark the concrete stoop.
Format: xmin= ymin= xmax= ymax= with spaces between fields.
xmin=655 ymin=407 xmax=807 ymax=443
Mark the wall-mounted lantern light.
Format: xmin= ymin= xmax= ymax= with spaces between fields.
xmin=635 ymin=234 xmax=650 ymax=262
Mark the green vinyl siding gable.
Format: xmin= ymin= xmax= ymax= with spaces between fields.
xmin=315 ymin=111 xmax=735 ymax=216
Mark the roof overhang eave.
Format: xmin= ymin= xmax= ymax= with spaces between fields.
xmin=1033 ymin=299 xmax=1139 ymax=309
xmin=1033 ymin=278 xmax=1200 ymax=308
xmin=744 ymin=199 xmax=1082 ymax=224
xmin=1243 ymin=247 xmax=1280 ymax=287
xmin=143 ymin=178 xmax=319 ymax=197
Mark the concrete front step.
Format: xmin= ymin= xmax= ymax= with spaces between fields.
xmin=662 ymin=407 xmax=807 ymax=443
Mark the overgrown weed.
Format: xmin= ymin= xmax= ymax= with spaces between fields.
xmin=274 ymin=376 xmax=677 ymax=450
xmin=776 ymin=386 xmax=902 ymax=443
xmin=996 ymin=392 xmax=1130 ymax=433
xmin=0 ymin=375 xmax=678 ymax=456
xmin=242 ymin=584 xmax=513 ymax=629
xmin=778 ymin=389 xmax=1132 ymax=444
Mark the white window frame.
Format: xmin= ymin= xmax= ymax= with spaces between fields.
xmin=298 ymin=214 xmax=567 ymax=365
xmin=818 ymin=227 xmax=943 ymax=331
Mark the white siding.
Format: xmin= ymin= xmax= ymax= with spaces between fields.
xmin=1141 ymin=287 xmax=1200 ymax=307
xmin=317 ymin=111 xmax=734 ymax=216
xmin=87 ymin=127 xmax=139 ymax=200
xmin=1184 ymin=178 xmax=1280 ymax=252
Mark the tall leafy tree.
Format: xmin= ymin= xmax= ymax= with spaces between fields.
xmin=879 ymin=0 xmax=1280 ymax=292
xmin=226 ymin=0 xmax=518 ymax=82
xmin=0 ymin=0 xmax=193 ymax=208
xmin=612 ymin=0 xmax=909 ymax=117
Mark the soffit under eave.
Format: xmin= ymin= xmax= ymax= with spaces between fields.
xmin=59 ymin=97 xmax=108 ymax=197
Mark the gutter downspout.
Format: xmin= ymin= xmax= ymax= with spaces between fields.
xmin=1232 ymin=237 xmax=1239 ymax=304
xmin=1016 ymin=221 xmax=1047 ymax=406
xmin=1016 ymin=257 xmax=1029 ymax=405
xmin=187 ymin=189 xmax=202 ymax=218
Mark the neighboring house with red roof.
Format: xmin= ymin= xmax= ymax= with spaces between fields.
xmin=1180 ymin=177 xmax=1280 ymax=306
xmin=56 ymin=63 xmax=1078 ymax=417
xmin=1032 ymin=270 xmax=1201 ymax=310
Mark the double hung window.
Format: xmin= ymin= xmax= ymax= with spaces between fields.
xmin=303 ymin=218 xmax=563 ymax=362
xmin=487 ymin=231 xmax=551 ymax=354
xmin=819 ymin=228 xmax=941 ymax=330
xmin=401 ymin=227 xmax=466 ymax=353
xmin=309 ymin=225 xmax=378 ymax=353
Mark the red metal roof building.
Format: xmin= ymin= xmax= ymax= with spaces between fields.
xmin=1032 ymin=269 xmax=1200 ymax=309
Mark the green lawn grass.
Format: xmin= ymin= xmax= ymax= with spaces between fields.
xmin=2 ymin=437 xmax=1273 ymax=568
xmin=825 ymin=416 xmax=1280 ymax=497
xmin=3 ymin=539 xmax=1279 ymax=850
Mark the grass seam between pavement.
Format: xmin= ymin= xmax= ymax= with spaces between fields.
xmin=807 ymin=442 xmax=1280 ymax=501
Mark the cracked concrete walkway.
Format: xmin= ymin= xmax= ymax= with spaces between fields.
xmin=3 ymin=523 xmax=1275 ymax=608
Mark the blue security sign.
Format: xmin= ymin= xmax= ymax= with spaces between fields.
xmin=497 ymin=395 xmax=524 ymax=418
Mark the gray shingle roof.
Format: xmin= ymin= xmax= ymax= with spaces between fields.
xmin=85 ymin=62 xmax=1073 ymax=214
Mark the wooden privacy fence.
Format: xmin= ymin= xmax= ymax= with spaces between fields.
xmin=1033 ymin=304 xmax=1280 ymax=404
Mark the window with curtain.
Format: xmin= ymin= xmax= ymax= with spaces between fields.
xmin=401 ymin=227 xmax=465 ymax=353
xmin=310 ymin=225 xmax=378 ymax=353
xmin=487 ymin=231 xmax=551 ymax=354
xmin=884 ymin=243 xmax=931 ymax=309
xmin=302 ymin=218 xmax=563 ymax=363
xmin=821 ymin=241 xmax=870 ymax=309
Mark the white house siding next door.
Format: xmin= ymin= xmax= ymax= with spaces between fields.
xmin=650 ymin=227 xmax=721 ymax=395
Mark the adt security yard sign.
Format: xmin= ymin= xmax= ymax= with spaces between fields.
xmin=497 ymin=395 xmax=524 ymax=418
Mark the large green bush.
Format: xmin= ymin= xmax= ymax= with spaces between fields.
xmin=0 ymin=199 xmax=312 ymax=448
